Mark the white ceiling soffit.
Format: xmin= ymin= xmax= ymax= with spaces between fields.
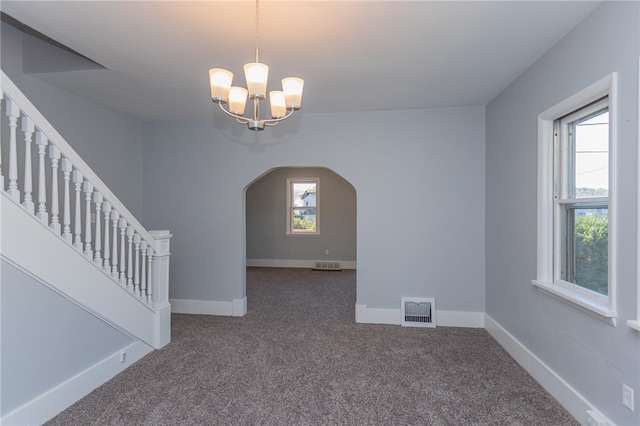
xmin=0 ymin=1 xmax=601 ymax=121
xmin=1 ymin=12 xmax=106 ymax=74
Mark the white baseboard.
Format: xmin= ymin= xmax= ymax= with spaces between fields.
xmin=354 ymin=304 xmax=484 ymax=328
xmin=1 ymin=340 xmax=152 ymax=426
xmin=355 ymin=305 xmax=401 ymax=325
xmin=232 ymin=297 xmax=247 ymax=317
xmin=170 ymin=298 xmax=233 ymax=316
xmin=437 ymin=310 xmax=485 ymax=327
xmin=484 ymin=314 xmax=613 ymax=426
xmin=247 ymin=258 xmax=356 ymax=269
xmin=170 ymin=297 xmax=247 ymax=317
xmin=355 ymin=304 xmax=367 ymax=323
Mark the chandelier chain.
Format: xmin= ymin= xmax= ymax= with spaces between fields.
xmin=255 ymin=0 xmax=260 ymax=62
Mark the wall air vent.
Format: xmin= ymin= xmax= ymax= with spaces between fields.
xmin=401 ymin=297 xmax=436 ymax=327
xmin=313 ymin=261 xmax=341 ymax=271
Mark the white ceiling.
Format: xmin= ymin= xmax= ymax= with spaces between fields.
xmin=1 ymin=1 xmax=601 ymax=122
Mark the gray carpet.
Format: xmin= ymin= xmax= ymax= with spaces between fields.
xmin=46 ymin=267 xmax=578 ymax=425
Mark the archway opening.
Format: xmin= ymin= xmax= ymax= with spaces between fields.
xmin=244 ymin=166 xmax=357 ymax=314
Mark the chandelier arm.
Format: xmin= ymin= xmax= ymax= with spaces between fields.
xmin=217 ymin=101 xmax=251 ymax=124
xmin=262 ymin=108 xmax=296 ymax=127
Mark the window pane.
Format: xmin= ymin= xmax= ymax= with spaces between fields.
xmin=562 ymin=207 xmax=608 ymax=295
xmin=292 ymin=209 xmax=316 ymax=232
xmin=292 ymin=183 xmax=316 ymax=208
xmin=287 ymin=178 xmax=319 ymax=235
xmin=573 ymin=110 xmax=608 ymax=198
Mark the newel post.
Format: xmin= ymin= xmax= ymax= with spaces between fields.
xmin=149 ymin=230 xmax=172 ymax=349
xmin=149 ymin=230 xmax=172 ymax=309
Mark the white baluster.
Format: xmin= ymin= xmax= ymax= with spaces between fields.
xmin=6 ymin=99 xmax=20 ymax=200
xmin=133 ymin=233 xmax=141 ymax=296
xmin=49 ymin=145 xmax=61 ymax=234
xmin=146 ymin=246 xmax=154 ymax=303
xmin=35 ymin=131 xmax=48 ymax=224
xmin=140 ymin=240 xmax=148 ymax=299
xmin=126 ymin=226 xmax=134 ymax=290
xmin=21 ymin=115 xmax=35 ymax=213
xmin=61 ymin=157 xmax=72 ymax=242
xmin=93 ymin=191 xmax=103 ymax=265
xmin=72 ymin=169 xmax=84 ymax=250
xmin=111 ymin=210 xmax=120 ymax=279
xmin=103 ymin=201 xmax=112 ymax=272
xmin=83 ymin=180 xmax=93 ymax=258
xmin=119 ymin=218 xmax=127 ymax=285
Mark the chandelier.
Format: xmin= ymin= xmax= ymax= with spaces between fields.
xmin=209 ymin=0 xmax=304 ymax=131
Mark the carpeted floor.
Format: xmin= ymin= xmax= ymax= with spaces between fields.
xmin=46 ymin=267 xmax=578 ymax=425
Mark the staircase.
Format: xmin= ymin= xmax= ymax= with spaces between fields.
xmin=0 ymin=70 xmax=171 ymax=424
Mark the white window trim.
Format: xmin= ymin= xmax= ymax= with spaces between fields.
xmin=629 ymin=58 xmax=640 ymax=332
xmin=286 ymin=177 xmax=320 ymax=236
xmin=532 ymin=73 xmax=618 ymax=325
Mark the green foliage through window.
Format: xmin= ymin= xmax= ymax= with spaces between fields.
xmin=574 ymin=213 xmax=608 ymax=295
xmin=293 ymin=215 xmax=316 ymax=232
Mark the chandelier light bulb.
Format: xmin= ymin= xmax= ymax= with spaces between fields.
xmin=209 ymin=68 xmax=233 ymax=103
xmin=244 ymin=63 xmax=269 ymax=100
xmin=282 ymin=77 xmax=304 ymax=110
xmin=269 ymin=91 xmax=286 ymax=118
xmin=228 ymin=86 xmax=248 ymax=115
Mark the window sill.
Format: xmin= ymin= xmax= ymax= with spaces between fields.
xmin=628 ymin=320 xmax=640 ymax=332
xmin=532 ymin=280 xmax=617 ymax=326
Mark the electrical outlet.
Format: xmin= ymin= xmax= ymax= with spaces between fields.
xmin=623 ymin=384 xmax=634 ymax=411
xmin=120 ymin=352 xmax=127 ymax=363
xmin=324 ymin=249 xmax=329 ymax=255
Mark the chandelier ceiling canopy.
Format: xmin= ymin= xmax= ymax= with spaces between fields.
xmin=209 ymin=0 xmax=304 ymax=131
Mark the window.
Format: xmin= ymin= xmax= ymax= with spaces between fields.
xmin=555 ymin=98 xmax=609 ymax=295
xmin=286 ymin=178 xmax=319 ymax=235
xmin=534 ymin=74 xmax=617 ymax=323
xmin=631 ymin=58 xmax=640 ymax=333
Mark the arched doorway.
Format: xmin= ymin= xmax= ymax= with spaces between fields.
xmin=244 ymin=166 xmax=357 ymax=310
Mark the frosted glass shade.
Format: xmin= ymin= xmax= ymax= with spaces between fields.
xmin=228 ymin=86 xmax=248 ymax=115
xmin=269 ymin=91 xmax=286 ymax=118
xmin=209 ymin=68 xmax=233 ymax=102
xmin=244 ymin=62 xmax=269 ymax=99
xmin=282 ymin=77 xmax=304 ymax=109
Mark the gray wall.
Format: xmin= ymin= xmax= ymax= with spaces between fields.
xmin=0 ymin=260 xmax=134 ymax=415
xmin=141 ymin=107 xmax=486 ymax=311
xmin=1 ymin=21 xmax=144 ymax=217
xmin=485 ymin=2 xmax=639 ymax=424
xmin=246 ymin=167 xmax=356 ymax=262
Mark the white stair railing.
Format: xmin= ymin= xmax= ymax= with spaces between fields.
xmin=0 ymin=71 xmax=171 ymax=324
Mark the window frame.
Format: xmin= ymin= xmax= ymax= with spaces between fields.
xmin=533 ymin=73 xmax=618 ymax=324
xmin=553 ymin=97 xmax=609 ymax=298
xmin=286 ymin=177 xmax=320 ymax=236
xmin=630 ymin=58 xmax=640 ymax=332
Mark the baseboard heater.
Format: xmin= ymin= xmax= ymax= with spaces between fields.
xmin=313 ymin=261 xmax=342 ymax=271
xmin=401 ymin=297 xmax=436 ymax=327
